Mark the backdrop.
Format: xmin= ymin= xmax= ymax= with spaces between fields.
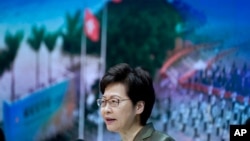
xmin=0 ymin=0 xmax=249 ymax=141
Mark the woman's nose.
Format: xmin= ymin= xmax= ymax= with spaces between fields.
xmin=102 ymin=103 xmax=112 ymax=113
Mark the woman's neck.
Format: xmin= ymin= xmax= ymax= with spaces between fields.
xmin=120 ymin=123 xmax=143 ymax=141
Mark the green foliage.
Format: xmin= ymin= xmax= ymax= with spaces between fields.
xmin=61 ymin=10 xmax=82 ymax=56
xmin=4 ymin=30 xmax=24 ymax=68
xmin=27 ymin=26 xmax=45 ymax=51
xmin=0 ymin=30 xmax=23 ymax=77
xmin=104 ymin=0 xmax=182 ymax=75
xmin=59 ymin=0 xmax=182 ymax=75
xmin=0 ymin=50 xmax=9 ymax=76
xmin=44 ymin=31 xmax=59 ymax=52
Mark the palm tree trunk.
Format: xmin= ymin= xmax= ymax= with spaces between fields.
xmin=48 ymin=53 xmax=51 ymax=84
xmin=36 ymin=53 xmax=40 ymax=89
xmin=10 ymin=65 xmax=15 ymax=101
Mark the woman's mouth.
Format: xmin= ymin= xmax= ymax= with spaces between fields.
xmin=105 ymin=118 xmax=116 ymax=125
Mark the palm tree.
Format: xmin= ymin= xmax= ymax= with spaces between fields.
xmin=4 ymin=30 xmax=24 ymax=101
xmin=0 ymin=49 xmax=10 ymax=77
xmin=44 ymin=31 xmax=59 ymax=84
xmin=27 ymin=26 xmax=45 ymax=89
xmin=61 ymin=10 xmax=82 ymax=71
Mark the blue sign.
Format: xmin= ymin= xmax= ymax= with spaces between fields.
xmin=3 ymin=79 xmax=76 ymax=141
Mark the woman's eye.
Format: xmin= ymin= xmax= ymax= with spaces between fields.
xmin=111 ymin=99 xmax=118 ymax=103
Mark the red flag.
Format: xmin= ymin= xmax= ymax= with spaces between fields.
xmin=84 ymin=9 xmax=100 ymax=42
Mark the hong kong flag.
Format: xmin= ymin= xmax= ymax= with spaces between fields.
xmin=84 ymin=9 xmax=100 ymax=42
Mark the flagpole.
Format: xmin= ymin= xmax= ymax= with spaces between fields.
xmin=97 ymin=4 xmax=108 ymax=141
xmin=79 ymin=19 xmax=87 ymax=140
xmin=100 ymin=2 xmax=108 ymax=75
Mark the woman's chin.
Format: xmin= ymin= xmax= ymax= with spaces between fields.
xmin=106 ymin=126 xmax=118 ymax=132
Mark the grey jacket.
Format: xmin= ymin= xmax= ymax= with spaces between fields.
xmin=133 ymin=123 xmax=175 ymax=141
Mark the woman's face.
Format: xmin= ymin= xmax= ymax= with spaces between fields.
xmin=100 ymin=83 xmax=138 ymax=133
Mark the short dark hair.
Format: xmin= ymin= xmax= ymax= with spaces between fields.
xmin=100 ymin=63 xmax=155 ymax=125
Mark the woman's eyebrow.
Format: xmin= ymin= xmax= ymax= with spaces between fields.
xmin=110 ymin=95 xmax=121 ymax=99
xmin=102 ymin=94 xmax=121 ymax=99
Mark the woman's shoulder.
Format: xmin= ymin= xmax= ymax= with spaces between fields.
xmin=151 ymin=130 xmax=175 ymax=141
xmin=135 ymin=123 xmax=175 ymax=141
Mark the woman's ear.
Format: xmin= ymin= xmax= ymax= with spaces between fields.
xmin=136 ymin=101 xmax=145 ymax=114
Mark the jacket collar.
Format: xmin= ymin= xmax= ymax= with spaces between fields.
xmin=133 ymin=123 xmax=154 ymax=141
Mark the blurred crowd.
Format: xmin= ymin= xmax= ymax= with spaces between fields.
xmin=152 ymin=61 xmax=250 ymax=141
xmin=192 ymin=62 xmax=250 ymax=97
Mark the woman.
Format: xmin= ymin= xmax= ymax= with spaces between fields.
xmin=97 ymin=63 xmax=175 ymax=141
